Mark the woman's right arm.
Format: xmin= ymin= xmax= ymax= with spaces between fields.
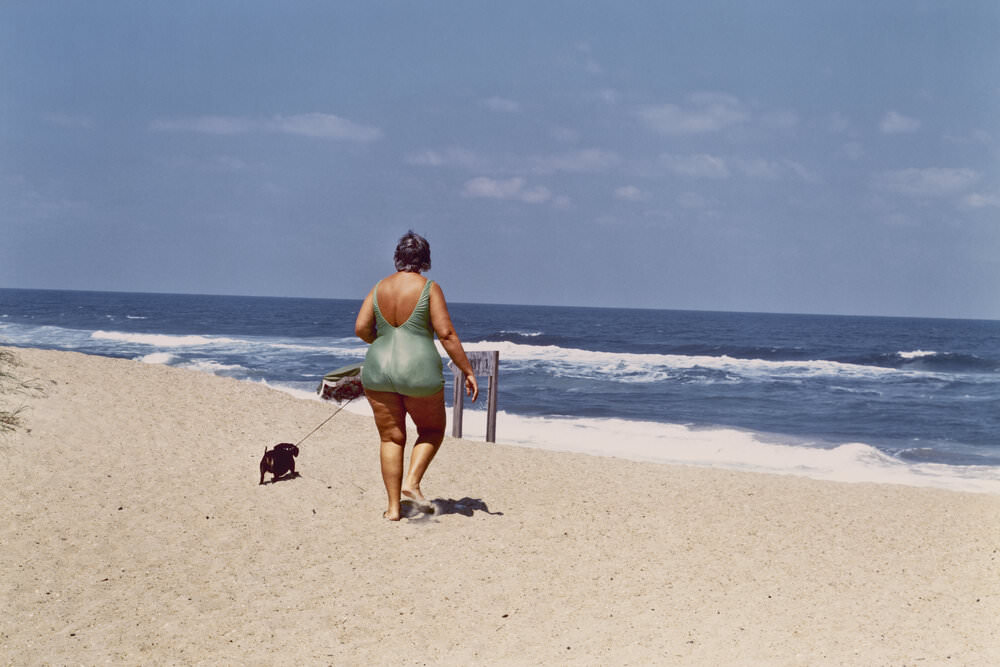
xmin=354 ymin=289 xmax=377 ymax=344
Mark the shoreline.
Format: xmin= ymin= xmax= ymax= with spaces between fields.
xmin=269 ymin=363 xmax=1000 ymax=496
xmin=4 ymin=295 xmax=998 ymax=491
xmin=3 ymin=345 xmax=999 ymax=664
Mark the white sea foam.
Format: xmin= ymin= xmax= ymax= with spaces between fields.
xmin=125 ymin=315 xmax=148 ymax=320
xmin=447 ymin=409 xmax=1000 ymax=494
xmin=260 ymin=380 xmax=375 ymax=417
xmin=10 ymin=322 xmax=364 ymax=359
xmin=138 ymin=352 xmax=175 ymax=365
xmin=899 ymin=349 xmax=937 ymax=359
xmin=269 ymin=340 xmax=367 ymax=354
xmin=456 ymin=340 xmax=899 ymax=382
xmin=92 ymin=330 xmax=241 ymax=347
xmin=182 ymin=359 xmax=247 ymax=374
xmin=257 ymin=380 xmax=324 ymax=402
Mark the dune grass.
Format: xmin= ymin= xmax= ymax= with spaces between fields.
xmin=1 ymin=349 xmax=36 ymax=433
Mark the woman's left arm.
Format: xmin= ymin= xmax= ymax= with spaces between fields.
xmin=354 ymin=289 xmax=377 ymax=344
xmin=428 ymin=282 xmax=479 ymax=401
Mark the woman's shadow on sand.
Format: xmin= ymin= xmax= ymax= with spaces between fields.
xmin=401 ymin=497 xmax=502 ymax=522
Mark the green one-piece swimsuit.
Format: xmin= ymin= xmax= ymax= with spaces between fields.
xmin=361 ymin=279 xmax=444 ymax=397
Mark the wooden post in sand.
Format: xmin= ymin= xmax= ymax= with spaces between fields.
xmin=450 ymin=350 xmax=499 ymax=442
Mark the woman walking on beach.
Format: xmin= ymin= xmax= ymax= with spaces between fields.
xmin=355 ymin=231 xmax=479 ymax=520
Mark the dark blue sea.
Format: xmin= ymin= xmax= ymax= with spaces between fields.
xmin=3 ymin=288 xmax=999 ymax=492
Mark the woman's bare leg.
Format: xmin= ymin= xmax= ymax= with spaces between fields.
xmin=365 ymin=389 xmax=407 ymax=520
xmin=401 ymin=390 xmax=446 ymax=505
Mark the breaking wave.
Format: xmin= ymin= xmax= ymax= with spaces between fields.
xmin=460 ymin=340 xmax=902 ymax=384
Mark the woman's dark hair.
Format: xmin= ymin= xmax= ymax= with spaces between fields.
xmin=393 ymin=230 xmax=431 ymax=272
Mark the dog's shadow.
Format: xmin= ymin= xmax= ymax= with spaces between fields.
xmin=401 ymin=496 xmax=503 ymax=521
xmin=260 ymin=472 xmax=300 ymax=485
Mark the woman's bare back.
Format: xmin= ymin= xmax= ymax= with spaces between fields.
xmin=374 ymin=272 xmax=429 ymax=327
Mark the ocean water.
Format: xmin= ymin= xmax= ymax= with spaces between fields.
xmin=3 ymin=287 xmax=999 ymax=493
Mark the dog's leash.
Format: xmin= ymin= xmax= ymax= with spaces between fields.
xmin=294 ymin=397 xmax=356 ymax=448
xmin=288 ymin=396 xmax=368 ymax=494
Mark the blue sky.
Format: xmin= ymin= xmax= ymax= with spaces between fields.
xmin=2 ymin=1 xmax=998 ymax=318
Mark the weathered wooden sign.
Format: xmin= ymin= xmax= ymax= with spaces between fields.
xmin=449 ymin=350 xmax=499 ymax=442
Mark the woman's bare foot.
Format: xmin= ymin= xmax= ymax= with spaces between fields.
xmin=383 ymin=509 xmax=400 ymax=521
xmin=401 ymin=485 xmax=425 ymax=502
xmin=402 ymin=486 xmax=434 ymax=512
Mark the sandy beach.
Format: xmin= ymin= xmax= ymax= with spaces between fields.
xmin=2 ymin=345 xmax=998 ymax=665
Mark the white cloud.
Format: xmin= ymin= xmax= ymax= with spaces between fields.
xmin=614 ymin=185 xmax=646 ymax=202
xmin=962 ymin=192 xmax=1000 ymax=208
xmin=518 ymin=187 xmax=553 ymax=204
xmin=660 ymin=153 xmax=816 ymax=182
xmin=880 ymin=111 xmax=921 ymax=134
xmin=407 ymin=146 xmax=617 ymax=176
xmin=405 ymin=147 xmax=484 ymax=169
xmin=735 ymin=157 xmax=818 ymax=183
xmin=531 ymin=149 xmax=620 ymax=174
xmin=462 ymin=177 xmax=552 ymax=204
xmin=875 ymin=167 xmax=980 ymax=197
xmin=660 ymin=153 xmax=730 ymax=179
xmin=552 ymin=195 xmax=572 ymax=209
xmin=638 ymin=92 xmax=748 ymax=135
xmin=270 ymin=113 xmax=382 ymax=140
xmin=405 ymin=146 xmax=619 ymax=176
xmin=734 ymin=157 xmax=781 ymax=180
xmin=483 ymin=97 xmax=521 ymax=113
xmin=150 ymin=113 xmax=382 ymax=141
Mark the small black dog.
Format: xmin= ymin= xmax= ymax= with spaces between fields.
xmin=259 ymin=443 xmax=299 ymax=485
